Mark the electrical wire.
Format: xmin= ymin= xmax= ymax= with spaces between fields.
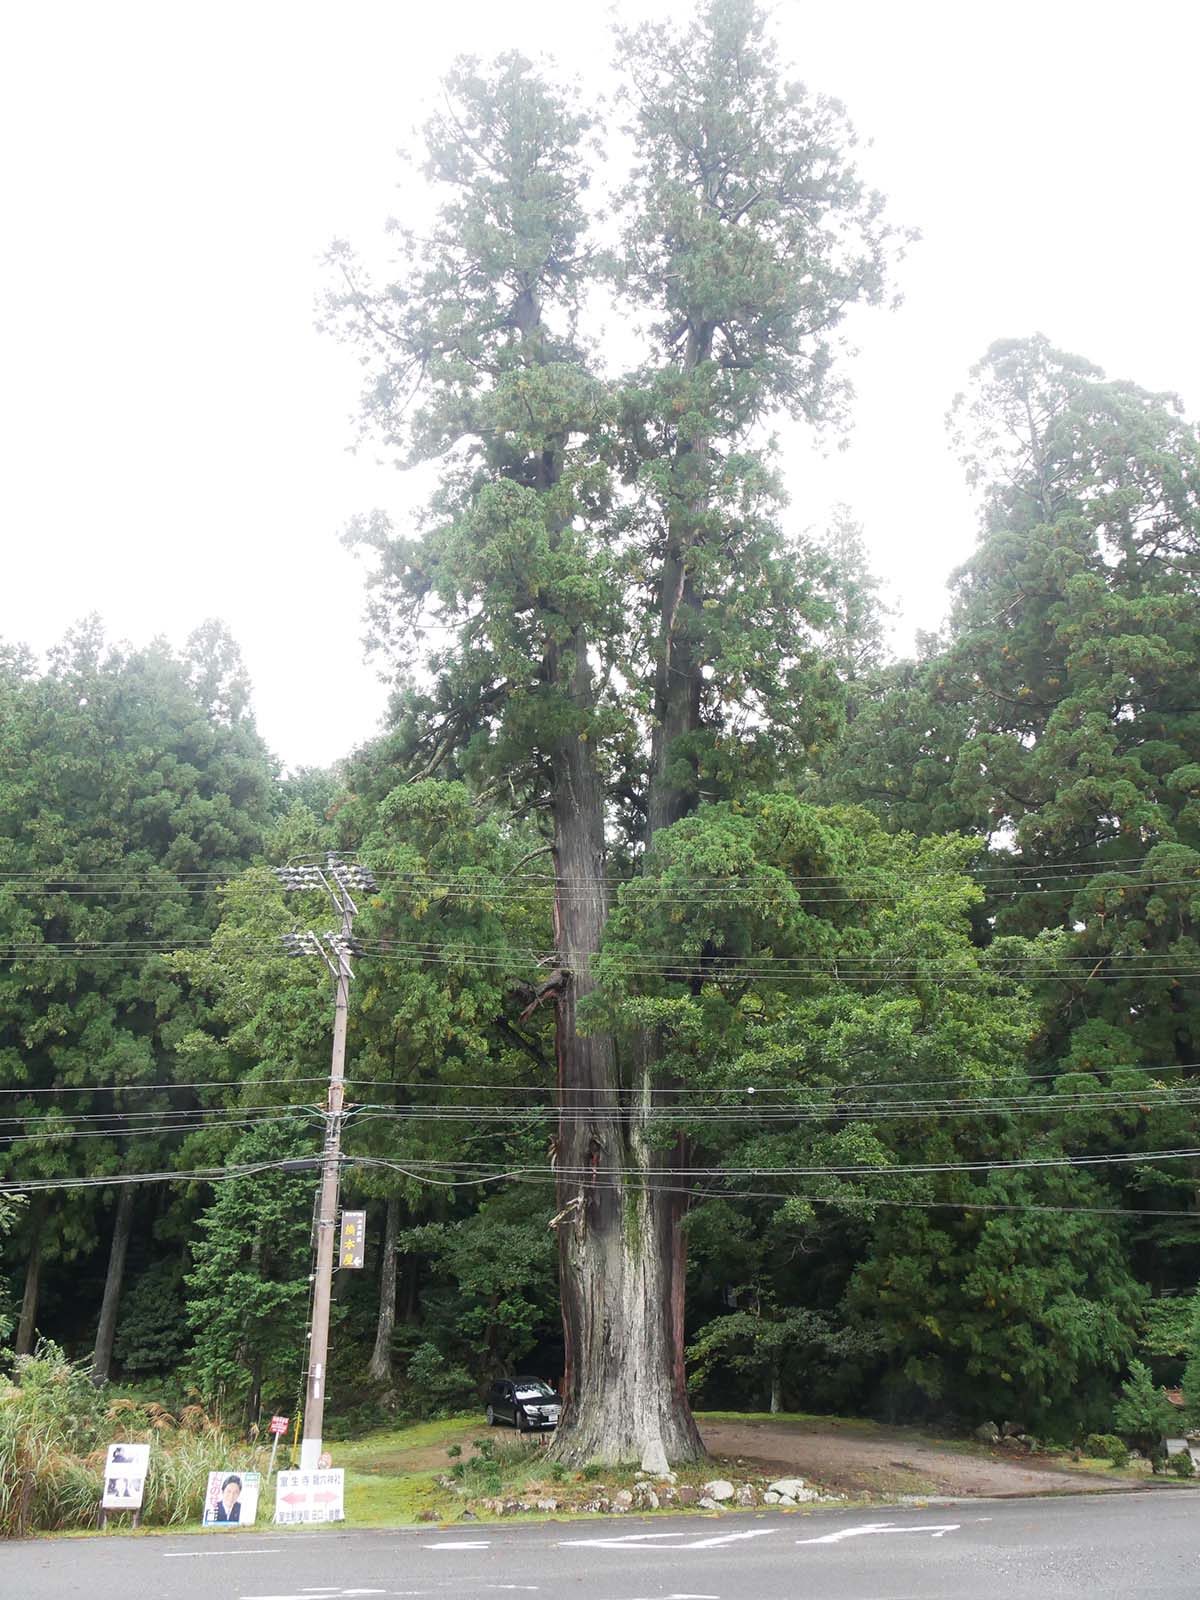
xmin=346 ymin=1155 xmax=1200 ymax=1221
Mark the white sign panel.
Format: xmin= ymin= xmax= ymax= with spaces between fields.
xmin=202 ymin=1469 xmax=261 ymax=1527
xmin=274 ymin=1468 xmax=344 ymax=1524
xmin=101 ymin=1442 xmax=150 ymax=1510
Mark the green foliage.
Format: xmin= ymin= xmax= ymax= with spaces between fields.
xmin=114 ymin=1260 xmax=190 ymax=1375
xmin=1084 ymin=1432 xmax=1129 ymax=1467
xmin=403 ymin=1344 xmax=476 ymax=1417
xmin=1168 ymin=1449 xmax=1195 ymax=1477
xmin=1179 ymin=1292 xmax=1200 ymax=1425
xmin=1143 ymin=1296 xmax=1194 ymax=1360
xmin=1113 ymin=1359 xmax=1176 ymax=1457
xmin=184 ymin=1124 xmax=315 ymax=1422
xmin=0 ymin=1197 xmax=19 ymax=1347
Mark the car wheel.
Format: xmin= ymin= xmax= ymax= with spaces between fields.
xmin=486 ymin=1405 xmax=496 ymax=1426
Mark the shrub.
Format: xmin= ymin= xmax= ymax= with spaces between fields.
xmin=1168 ymin=1450 xmax=1195 ymax=1479
xmin=1083 ymin=1432 xmax=1127 ymax=1466
xmin=1113 ymin=1360 xmax=1177 ymax=1465
xmin=0 ymin=1344 xmax=266 ymax=1537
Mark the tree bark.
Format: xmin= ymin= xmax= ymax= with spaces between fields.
xmin=510 ymin=270 xmax=703 ymax=1468
xmin=546 ymin=624 xmax=704 ymax=1469
xmin=91 ymin=1184 xmax=135 ymax=1386
xmin=367 ymin=1194 xmax=401 ymax=1384
xmin=551 ymin=317 xmax=717 ymax=1469
xmin=15 ymin=1195 xmax=47 ymax=1356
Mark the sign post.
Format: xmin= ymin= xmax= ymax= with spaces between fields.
xmin=267 ymin=1415 xmax=289 ymax=1477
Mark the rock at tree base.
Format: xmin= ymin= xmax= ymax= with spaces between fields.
xmin=702 ymin=1479 xmax=736 ymax=1501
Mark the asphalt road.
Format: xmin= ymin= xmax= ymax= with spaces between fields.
xmin=8 ymin=1493 xmax=1199 ymax=1600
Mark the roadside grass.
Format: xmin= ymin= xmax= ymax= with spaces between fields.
xmin=335 ymin=1414 xmax=481 ymax=1475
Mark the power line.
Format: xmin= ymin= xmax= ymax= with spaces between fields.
xmin=0 ymin=1155 xmax=322 ymax=1195
xmin=5 ymin=1151 xmax=1197 ymax=1224
xmin=3 ymin=1059 xmax=1197 ymax=1102
xmin=348 ymin=1155 xmax=1200 ymax=1220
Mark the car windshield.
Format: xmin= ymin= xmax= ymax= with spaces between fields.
xmin=515 ymin=1383 xmax=554 ymax=1399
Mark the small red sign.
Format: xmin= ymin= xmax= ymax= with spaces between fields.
xmin=269 ymin=1416 xmax=290 ymax=1436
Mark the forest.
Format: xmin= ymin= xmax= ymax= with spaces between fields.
xmin=4 ymin=0 xmax=1200 ymax=1463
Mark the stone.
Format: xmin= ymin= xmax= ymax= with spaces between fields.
xmin=635 ymin=1487 xmax=660 ymax=1510
xmin=767 ymin=1477 xmax=807 ymax=1499
xmin=777 ymin=1495 xmax=796 ymax=1508
xmin=677 ymin=1485 xmax=699 ymax=1506
xmin=535 ymin=1499 xmax=559 ymax=1512
xmin=974 ymin=1422 xmax=1000 ymax=1444
xmin=703 ymin=1479 xmax=736 ymax=1502
xmin=735 ymin=1483 xmax=757 ymax=1507
xmin=763 ymin=1490 xmax=780 ymax=1504
xmin=461 ymin=1509 xmax=478 ymax=1520
xmin=697 ymin=1496 xmax=720 ymax=1510
xmin=1002 ymin=1421 xmax=1029 ymax=1438
xmin=613 ymin=1489 xmax=634 ymax=1508
xmin=659 ymin=1486 xmax=678 ymax=1506
xmin=416 ymin=1508 xmax=439 ymax=1522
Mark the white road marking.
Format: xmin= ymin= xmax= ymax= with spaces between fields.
xmin=424 ymin=1540 xmax=491 ymax=1549
xmin=164 ymin=1549 xmax=283 ymax=1558
xmin=239 ymin=1592 xmax=384 ymax=1600
xmin=562 ymin=1528 xmax=776 ymax=1552
xmin=561 ymin=1533 xmax=690 ymax=1547
xmin=683 ymin=1530 xmax=777 ymax=1551
xmin=794 ymin=1521 xmax=961 ymax=1546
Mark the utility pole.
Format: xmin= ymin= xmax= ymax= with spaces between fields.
xmin=277 ymin=852 xmax=377 ymax=1472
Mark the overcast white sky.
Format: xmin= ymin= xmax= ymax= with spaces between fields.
xmin=3 ymin=1 xmax=1197 ymax=769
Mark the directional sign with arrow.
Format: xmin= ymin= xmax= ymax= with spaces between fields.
xmin=273 ymin=1468 xmax=345 ymax=1524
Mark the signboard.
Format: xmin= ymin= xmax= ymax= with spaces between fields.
xmin=101 ymin=1442 xmax=150 ymax=1511
xmin=202 ymin=1469 xmax=261 ymax=1527
xmin=339 ymin=1209 xmax=366 ymax=1269
xmin=268 ymin=1415 xmax=290 ymax=1436
xmin=274 ymin=1468 xmax=345 ymax=1525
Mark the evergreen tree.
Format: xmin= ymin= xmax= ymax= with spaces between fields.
xmin=0 ymin=621 xmax=277 ymax=1377
xmin=328 ymin=0 xmax=904 ymax=1467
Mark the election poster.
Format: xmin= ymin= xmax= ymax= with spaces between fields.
xmin=202 ymin=1469 xmax=261 ymax=1527
xmin=101 ymin=1442 xmax=150 ymax=1510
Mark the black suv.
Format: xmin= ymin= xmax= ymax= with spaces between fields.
xmin=485 ymin=1377 xmax=562 ymax=1431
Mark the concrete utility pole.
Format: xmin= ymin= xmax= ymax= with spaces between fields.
xmin=277 ymin=853 xmax=377 ymax=1472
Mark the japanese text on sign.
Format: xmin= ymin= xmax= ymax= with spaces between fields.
xmin=274 ymin=1468 xmax=345 ymax=1524
xmin=339 ymin=1209 xmax=366 ymax=1269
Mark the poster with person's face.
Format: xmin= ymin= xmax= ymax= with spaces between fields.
xmin=202 ymin=1469 xmax=260 ymax=1527
xmin=101 ymin=1442 xmax=151 ymax=1510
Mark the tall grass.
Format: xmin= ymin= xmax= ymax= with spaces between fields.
xmin=0 ymin=1345 xmax=268 ymax=1536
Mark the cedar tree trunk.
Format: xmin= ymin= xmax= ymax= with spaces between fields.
xmin=368 ymin=1193 xmax=401 ymax=1384
xmin=91 ymin=1183 xmax=135 ymax=1386
xmin=15 ymin=1195 xmax=47 ymax=1357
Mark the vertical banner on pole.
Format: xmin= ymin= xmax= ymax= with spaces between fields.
xmin=338 ymin=1210 xmax=366 ymax=1269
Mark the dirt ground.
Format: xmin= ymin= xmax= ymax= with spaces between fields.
xmin=699 ymin=1416 xmax=1120 ymax=1497
xmin=380 ymin=1414 xmax=1124 ymax=1496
